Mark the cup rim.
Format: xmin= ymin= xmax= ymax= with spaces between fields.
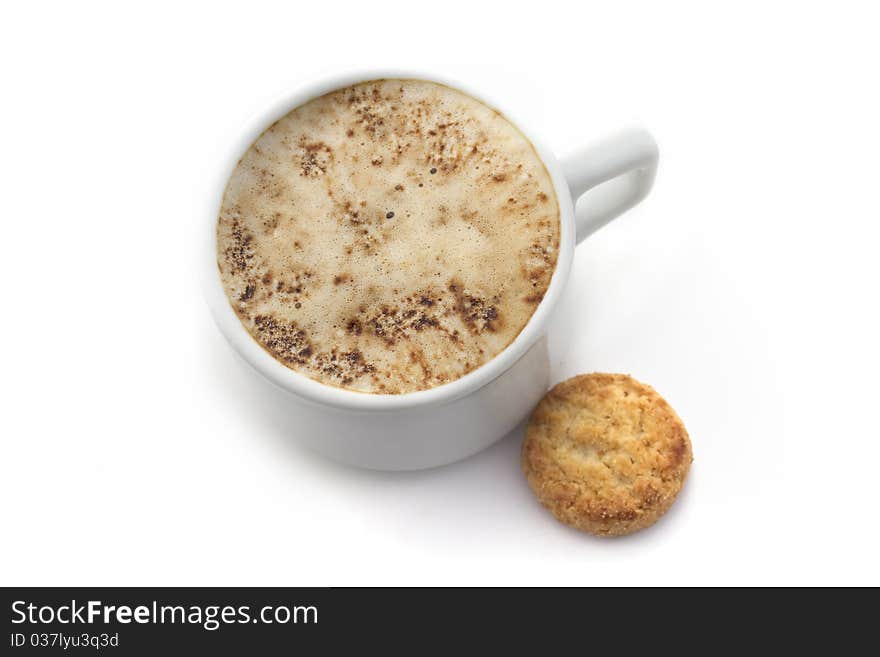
xmin=203 ymin=68 xmax=575 ymax=412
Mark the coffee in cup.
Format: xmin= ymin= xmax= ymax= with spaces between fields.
xmin=217 ymin=79 xmax=560 ymax=393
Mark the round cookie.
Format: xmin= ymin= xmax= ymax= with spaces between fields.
xmin=522 ymin=373 xmax=692 ymax=537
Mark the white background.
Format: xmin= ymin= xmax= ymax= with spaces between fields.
xmin=2 ymin=1 xmax=879 ymax=586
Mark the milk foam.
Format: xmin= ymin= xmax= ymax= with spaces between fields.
xmin=217 ymin=79 xmax=560 ymax=393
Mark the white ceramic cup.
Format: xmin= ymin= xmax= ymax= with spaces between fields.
xmin=204 ymin=70 xmax=658 ymax=470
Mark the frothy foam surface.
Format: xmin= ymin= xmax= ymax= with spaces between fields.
xmin=217 ymin=79 xmax=560 ymax=394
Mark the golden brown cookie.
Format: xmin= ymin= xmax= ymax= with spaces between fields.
xmin=522 ymin=373 xmax=692 ymax=537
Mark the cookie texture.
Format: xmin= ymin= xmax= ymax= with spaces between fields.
xmin=522 ymin=373 xmax=692 ymax=537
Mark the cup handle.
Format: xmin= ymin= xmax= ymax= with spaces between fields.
xmin=560 ymin=128 xmax=659 ymax=243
